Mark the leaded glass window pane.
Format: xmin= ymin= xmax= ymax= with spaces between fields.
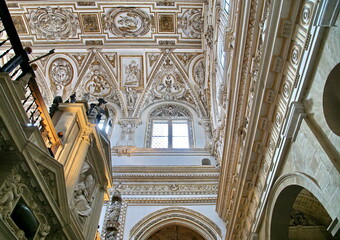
xmin=173 ymin=136 xmax=189 ymax=148
xmin=151 ymin=136 xmax=168 ymax=148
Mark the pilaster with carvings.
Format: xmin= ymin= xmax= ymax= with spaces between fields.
xmin=217 ymin=0 xmax=323 ymax=239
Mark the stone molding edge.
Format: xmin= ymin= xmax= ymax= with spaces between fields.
xmin=129 ymin=207 xmax=222 ymax=240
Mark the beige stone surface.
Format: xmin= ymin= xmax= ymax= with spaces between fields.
xmin=304 ymin=14 xmax=340 ymax=155
xmin=280 ymin=118 xmax=340 ymax=219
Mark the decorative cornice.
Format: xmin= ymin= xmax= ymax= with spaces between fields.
xmin=115 ymin=183 xmax=218 ymax=195
xmin=111 ymin=147 xmax=213 ymax=156
xmin=123 ymin=197 xmax=217 ymax=205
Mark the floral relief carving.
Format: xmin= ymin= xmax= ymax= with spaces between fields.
xmin=103 ymin=8 xmax=151 ymax=37
xmin=117 ymin=184 xmax=218 ymax=195
xmin=29 ymin=6 xmax=79 ymax=39
xmin=151 ymin=57 xmax=186 ymax=100
xmin=83 ymin=59 xmax=113 ymax=98
xmin=178 ymin=9 xmax=204 ymax=38
xmin=176 ymin=53 xmax=196 ymax=66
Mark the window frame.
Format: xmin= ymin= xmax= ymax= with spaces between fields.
xmin=150 ymin=118 xmax=191 ymax=148
xmin=145 ymin=104 xmax=194 ymax=149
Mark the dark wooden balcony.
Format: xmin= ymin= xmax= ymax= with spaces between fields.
xmin=0 ymin=0 xmax=61 ymax=156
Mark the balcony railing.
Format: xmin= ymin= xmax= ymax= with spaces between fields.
xmin=0 ymin=0 xmax=61 ymax=156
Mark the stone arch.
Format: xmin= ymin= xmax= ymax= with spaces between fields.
xmin=129 ymin=207 xmax=222 ymax=240
xmin=265 ymin=172 xmax=334 ymax=240
xmin=143 ymin=102 xmax=196 ymax=148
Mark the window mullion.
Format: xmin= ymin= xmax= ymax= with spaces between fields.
xmin=168 ymin=120 xmax=173 ymax=148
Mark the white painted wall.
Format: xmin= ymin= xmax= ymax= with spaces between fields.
xmin=111 ymin=154 xmax=215 ymax=166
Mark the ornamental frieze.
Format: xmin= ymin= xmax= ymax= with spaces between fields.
xmin=116 ymin=183 xmax=218 ymax=195
xmin=103 ymin=8 xmax=151 ymax=37
xmin=29 ymin=7 xmax=79 ymax=40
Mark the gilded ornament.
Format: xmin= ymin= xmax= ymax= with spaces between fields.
xmin=29 ymin=7 xmax=79 ymax=40
xmin=178 ymin=8 xmax=203 ymax=38
xmin=103 ymin=8 xmax=151 ymax=37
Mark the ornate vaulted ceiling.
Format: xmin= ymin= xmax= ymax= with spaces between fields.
xmin=5 ymin=0 xmax=209 ymax=119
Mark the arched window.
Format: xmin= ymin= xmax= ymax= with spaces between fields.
xmin=145 ymin=104 xmax=194 ymax=148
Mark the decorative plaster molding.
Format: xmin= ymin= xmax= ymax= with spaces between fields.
xmin=115 ymin=183 xmax=218 ymax=195
xmin=123 ymin=197 xmax=217 ymax=205
xmin=103 ymin=8 xmax=151 ymax=37
xmin=218 ymin=0 xmax=323 ymax=239
xmin=29 ymin=6 xmax=79 ymax=40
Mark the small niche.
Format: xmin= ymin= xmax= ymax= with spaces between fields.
xmin=11 ymin=198 xmax=39 ymax=240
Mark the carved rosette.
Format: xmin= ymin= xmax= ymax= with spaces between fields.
xmin=103 ymin=8 xmax=151 ymax=37
xmin=29 ymin=7 xmax=79 ymax=39
xmin=178 ymin=9 xmax=203 ymax=38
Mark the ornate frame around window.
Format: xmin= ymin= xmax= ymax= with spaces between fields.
xmin=145 ymin=104 xmax=194 ymax=148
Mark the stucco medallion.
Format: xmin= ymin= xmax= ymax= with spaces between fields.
xmin=29 ymin=7 xmax=79 ymax=39
xmin=49 ymin=58 xmax=73 ymax=86
xmin=103 ymin=8 xmax=151 ymax=37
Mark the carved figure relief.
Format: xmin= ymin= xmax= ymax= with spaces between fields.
xmin=103 ymin=8 xmax=151 ymax=37
xmin=73 ymin=161 xmax=96 ymax=222
xmin=29 ymin=7 xmax=79 ymax=39
xmin=178 ymin=9 xmax=203 ymax=38
xmin=126 ymin=87 xmax=137 ymax=116
xmin=102 ymin=191 xmax=122 ymax=240
xmin=120 ymin=56 xmax=143 ymax=89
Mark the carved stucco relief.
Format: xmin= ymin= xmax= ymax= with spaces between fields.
xmin=49 ymin=58 xmax=73 ymax=96
xmin=103 ymin=8 xmax=151 ymax=37
xmin=29 ymin=6 xmax=79 ymax=40
xmin=130 ymin=207 xmax=222 ymax=240
xmin=116 ymin=183 xmax=218 ymax=195
xmin=178 ymin=8 xmax=204 ymax=38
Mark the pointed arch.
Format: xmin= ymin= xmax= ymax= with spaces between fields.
xmin=129 ymin=207 xmax=222 ymax=240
